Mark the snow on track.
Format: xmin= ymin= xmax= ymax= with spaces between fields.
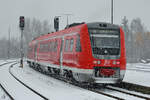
xmin=98 ymin=88 xmax=145 ymax=100
xmin=0 ymin=62 xmax=45 ymax=100
xmin=107 ymin=86 xmax=150 ymax=99
xmin=0 ymin=84 xmax=11 ymax=100
xmin=0 ymin=60 xmax=13 ymax=100
xmin=10 ymin=62 xmax=116 ymax=100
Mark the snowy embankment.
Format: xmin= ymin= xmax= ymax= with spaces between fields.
xmin=123 ymin=63 xmax=150 ymax=87
xmin=10 ymin=62 xmax=115 ymax=100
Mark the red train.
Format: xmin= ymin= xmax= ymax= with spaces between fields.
xmin=27 ymin=22 xmax=126 ymax=84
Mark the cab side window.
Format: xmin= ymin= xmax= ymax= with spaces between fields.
xmin=76 ymin=35 xmax=81 ymax=52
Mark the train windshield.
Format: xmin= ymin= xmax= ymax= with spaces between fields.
xmin=89 ymin=29 xmax=120 ymax=59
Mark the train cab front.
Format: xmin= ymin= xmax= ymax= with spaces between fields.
xmin=92 ymin=60 xmax=126 ymax=84
xmin=87 ymin=22 xmax=126 ymax=84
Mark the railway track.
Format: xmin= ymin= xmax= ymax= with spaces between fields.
xmin=0 ymin=60 xmax=17 ymax=67
xmin=49 ymin=73 xmax=150 ymax=100
xmin=43 ymin=71 xmax=150 ymax=100
xmin=5 ymin=61 xmax=150 ymax=100
xmin=0 ymin=61 xmax=48 ymax=100
xmin=113 ymin=82 xmax=150 ymax=95
xmin=32 ymin=66 xmax=150 ymax=100
xmin=0 ymin=83 xmax=14 ymax=100
xmin=0 ymin=61 xmax=18 ymax=100
xmin=9 ymin=63 xmax=49 ymax=100
xmin=87 ymin=87 xmax=124 ymax=100
xmin=50 ymin=75 xmax=124 ymax=100
xmin=82 ymin=83 xmax=150 ymax=100
xmin=106 ymin=86 xmax=150 ymax=100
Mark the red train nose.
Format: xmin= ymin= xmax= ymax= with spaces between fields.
xmin=100 ymin=69 xmax=115 ymax=77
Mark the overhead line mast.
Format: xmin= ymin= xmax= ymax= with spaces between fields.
xmin=111 ymin=0 xmax=114 ymax=24
xmin=62 ymin=14 xmax=73 ymax=26
xmin=8 ymin=26 xmax=10 ymax=59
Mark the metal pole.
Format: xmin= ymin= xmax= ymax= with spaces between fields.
xmin=20 ymin=29 xmax=23 ymax=68
xmin=111 ymin=0 xmax=113 ymax=24
xmin=62 ymin=14 xmax=73 ymax=26
xmin=8 ymin=26 xmax=10 ymax=59
xmin=67 ymin=15 xmax=68 ymax=26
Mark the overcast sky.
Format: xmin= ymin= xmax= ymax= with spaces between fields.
xmin=0 ymin=0 xmax=150 ymax=38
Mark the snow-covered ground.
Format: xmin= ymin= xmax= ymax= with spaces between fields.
xmin=0 ymin=60 xmax=17 ymax=100
xmin=10 ymin=62 xmax=115 ymax=100
xmin=0 ymin=62 xmax=45 ymax=100
xmin=123 ymin=63 xmax=150 ymax=87
xmin=0 ymin=59 xmax=150 ymax=100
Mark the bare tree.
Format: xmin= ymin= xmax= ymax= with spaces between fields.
xmin=122 ymin=16 xmax=134 ymax=62
xmin=23 ymin=17 xmax=52 ymax=57
xmin=0 ymin=17 xmax=52 ymax=59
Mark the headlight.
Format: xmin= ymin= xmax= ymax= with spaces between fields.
xmin=116 ymin=61 xmax=120 ymax=65
xmin=93 ymin=60 xmax=101 ymax=64
xmin=93 ymin=61 xmax=97 ymax=64
xmin=113 ymin=61 xmax=120 ymax=65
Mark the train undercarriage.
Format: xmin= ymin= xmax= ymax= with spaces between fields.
xmin=27 ymin=60 xmax=124 ymax=85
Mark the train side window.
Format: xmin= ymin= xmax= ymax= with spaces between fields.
xmin=44 ymin=43 xmax=49 ymax=52
xmin=49 ymin=41 xmax=52 ymax=52
xmin=50 ymin=42 xmax=54 ymax=52
xmin=54 ymin=40 xmax=58 ymax=52
xmin=76 ymin=35 xmax=81 ymax=52
xmin=49 ymin=41 xmax=54 ymax=52
xmin=70 ymin=38 xmax=74 ymax=52
xmin=42 ymin=43 xmax=46 ymax=52
xmin=40 ymin=43 xmax=43 ymax=52
xmin=65 ymin=39 xmax=70 ymax=52
xmin=40 ymin=43 xmax=48 ymax=52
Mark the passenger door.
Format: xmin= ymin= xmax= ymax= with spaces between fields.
xmin=34 ymin=44 xmax=38 ymax=62
xmin=59 ymin=38 xmax=64 ymax=74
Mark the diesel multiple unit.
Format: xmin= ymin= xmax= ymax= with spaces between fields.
xmin=27 ymin=22 xmax=126 ymax=84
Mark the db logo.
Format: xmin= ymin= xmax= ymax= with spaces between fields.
xmin=104 ymin=60 xmax=110 ymax=66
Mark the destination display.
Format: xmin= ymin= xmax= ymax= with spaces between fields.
xmin=89 ymin=29 xmax=119 ymax=34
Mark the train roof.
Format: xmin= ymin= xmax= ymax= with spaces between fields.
xmin=65 ymin=22 xmax=120 ymax=30
xmin=87 ymin=22 xmax=120 ymax=29
xmin=30 ymin=22 xmax=120 ymax=44
xmin=31 ymin=23 xmax=86 ymax=42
